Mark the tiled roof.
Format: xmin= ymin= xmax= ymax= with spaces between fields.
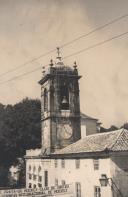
xmin=54 ymin=129 xmax=128 ymax=155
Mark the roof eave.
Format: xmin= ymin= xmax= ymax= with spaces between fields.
xmin=51 ymin=150 xmax=110 ymax=159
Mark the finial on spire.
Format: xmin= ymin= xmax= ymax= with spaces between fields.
xmin=49 ymin=59 xmax=53 ymax=67
xmin=56 ymin=47 xmax=62 ymax=61
xmin=42 ymin=66 xmax=45 ymax=75
xmin=73 ymin=61 xmax=77 ymax=70
xmin=57 ymin=47 xmax=60 ymax=56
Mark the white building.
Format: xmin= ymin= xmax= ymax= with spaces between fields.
xmin=25 ymin=50 xmax=128 ymax=197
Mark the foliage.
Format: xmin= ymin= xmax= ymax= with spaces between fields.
xmin=100 ymin=125 xmax=119 ymax=133
xmin=17 ymin=158 xmax=26 ymax=188
xmin=0 ymin=166 xmax=9 ymax=187
xmin=121 ymin=123 xmax=128 ymax=130
xmin=0 ymin=98 xmax=41 ymax=167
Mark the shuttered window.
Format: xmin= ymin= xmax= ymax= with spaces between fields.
xmin=38 ymin=176 xmax=42 ymax=182
xmin=75 ymin=159 xmax=80 ymax=169
xmin=44 ymin=171 xmax=48 ymax=187
xmin=55 ymin=178 xmax=58 ymax=186
xmin=94 ymin=186 xmax=101 ymax=197
xmin=93 ymin=159 xmax=99 ymax=170
xmin=76 ymin=182 xmax=81 ymax=197
xmin=61 ymin=180 xmax=66 ymax=186
xmin=61 ymin=159 xmax=65 ymax=168
xmin=54 ymin=159 xmax=58 ymax=168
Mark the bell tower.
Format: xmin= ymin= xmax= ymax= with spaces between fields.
xmin=39 ymin=48 xmax=81 ymax=154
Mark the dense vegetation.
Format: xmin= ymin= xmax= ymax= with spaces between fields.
xmin=0 ymin=98 xmax=41 ymax=167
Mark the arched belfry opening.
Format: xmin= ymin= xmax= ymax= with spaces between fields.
xmin=60 ymin=81 xmax=69 ymax=110
xmin=44 ymin=88 xmax=48 ymax=112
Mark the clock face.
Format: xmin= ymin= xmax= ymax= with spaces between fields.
xmin=58 ymin=124 xmax=73 ymax=139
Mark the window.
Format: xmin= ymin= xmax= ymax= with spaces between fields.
xmin=29 ymin=174 xmax=32 ymax=180
xmin=33 ymin=166 xmax=36 ymax=173
xmin=60 ymin=82 xmax=69 ymax=110
xmin=61 ymin=180 xmax=66 ymax=186
xmin=61 ymin=159 xmax=65 ymax=168
xmin=33 ymin=175 xmax=37 ymax=180
xmin=38 ymin=176 xmax=42 ymax=182
xmin=38 ymin=183 xmax=42 ymax=188
xmin=44 ymin=89 xmax=48 ymax=112
xmin=29 ymin=183 xmax=32 ymax=188
xmin=94 ymin=186 xmax=101 ymax=197
xmin=55 ymin=178 xmax=58 ymax=186
xmin=33 ymin=184 xmax=36 ymax=189
xmin=54 ymin=159 xmax=58 ymax=168
xmin=38 ymin=166 xmax=41 ymax=173
xmin=29 ymin=165 xmax=31 ymax=171
xmin=75 ymin=159 xmax=80 ymax=169
xmin=76 ymin=182 xmax=81 ymax=197
xmin=44 ymin=171 xmax=48 ymax=187
xmin=93 ymin=159 xmax=99 ymax=170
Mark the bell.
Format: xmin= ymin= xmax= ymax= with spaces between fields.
xmin=61 ymin=96 xmax=69 ymax=110
xmin=62 ymin=96 xmax=68 ymax=104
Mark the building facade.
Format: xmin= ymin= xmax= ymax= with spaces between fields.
xmin=25 ymin=50 xmax=128 ymax=197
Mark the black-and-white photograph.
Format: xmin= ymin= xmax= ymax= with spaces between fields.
xmin=0 ymin=0 xmax=128 ymax=196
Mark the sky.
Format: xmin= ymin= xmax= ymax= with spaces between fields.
xmin=0 ymin=0 xmax=128 ymax=127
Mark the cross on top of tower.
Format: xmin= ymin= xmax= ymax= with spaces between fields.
xmin=56 ymin=47 xmax=62 ymax=62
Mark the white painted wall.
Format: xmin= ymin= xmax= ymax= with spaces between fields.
xmin=81 ymin=119 xmax=99 ymax=138
xmin=26 ymin=158 xmax=113 ymax=197
xmin=81 ymin=124 xmax=87 ymax=138
xmin=26 ymin=149 xmax=41 ymax=156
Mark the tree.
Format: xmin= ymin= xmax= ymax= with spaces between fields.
xmin=107 ymin=125 xmax=118 ymax=131
xmin=100 ymin=125 xmax=118 ymax=133
xmin=0 ymin=166 xmax=9 ymax=187
xmin=121 ymin=123 xmax=128 ymax=130
xmin=0 ymin=98 xmax=41 ymax=166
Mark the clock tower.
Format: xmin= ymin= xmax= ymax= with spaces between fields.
xmin=39 ymin=48 xmax=81 ymax=154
